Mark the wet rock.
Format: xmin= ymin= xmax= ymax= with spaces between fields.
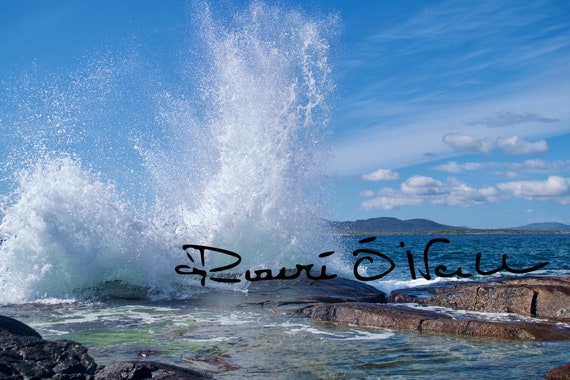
xmin=545 ymin=362 xmax=570 ymax=380
xmin=1 ymin=315 xmax=212 ymax=380
xmin=0 ymin=315 xmax=43 ymax=339
xmin=389 ymin=276 xmax=570 ymax=321
xmin=0 ymin=330 xmax=97 ymax=379
xmin=94 ymin=361 xmax=214 ymax=380
xmin=247 ymin=275 xmax=387 ymax=307
xmin=301 ymin=302 xmax=570 ymax=341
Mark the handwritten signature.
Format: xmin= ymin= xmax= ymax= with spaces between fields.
xmin=175 ymin=236 xmax=549 ymax=286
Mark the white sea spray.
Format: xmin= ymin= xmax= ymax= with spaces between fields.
xmin=0 ymin=2 xmax=342 ymax=303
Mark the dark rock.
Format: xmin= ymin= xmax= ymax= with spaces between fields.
xmin=301 ymin=302 xmax=570 ymax=341
xmin=0 ymin=315 xmax=43 ymax=339
xmin=0 ymin=315 xmax=215 ymax=379
xmin=389 ymin=276 xmax=570 ymax=321
xmin=0 ymin=330 xmax=97 ymax=379
xmin=94 ymin=361 xmax=214 ymax=380
xmin=546 ymin=362 xmax=570 ymax=380
xmin=246 ymin=275 xmax=387 ymax=307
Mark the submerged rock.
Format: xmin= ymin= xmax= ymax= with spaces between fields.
xmin=246 ymin=274 xmax=387 ymax=307
xmin=94 ymin=361 xmax=214 ymax=380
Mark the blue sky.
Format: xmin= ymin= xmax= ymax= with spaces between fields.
xmin=326 ymin=0 xmax=570 ymax=228
xmin=1 ymin=0 xmax=569 ymax=229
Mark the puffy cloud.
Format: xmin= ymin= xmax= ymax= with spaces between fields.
xmin=401 ymin=175 xmax=444 ymax=195
xmin=498 ymin=176 xmax=570 ymax=203
xmin=442 ymin=133 xmax=494 ymax=153
xmin=521 ymin=159 xmax=553 ymax=171
xmin=432 ymin=161 xmax=483 ymax=173
xmin=496 ymin=136 xmax=548 ymax=155
xmin=361 ymin=175 xmax=501 ymax=210
xmin=362 ymin=168 xmax=400 ymax=181
xmin=361 ymin=188 xmax=423 ymax=210
xmin=442 ymin=133 xmax=549 ymax=155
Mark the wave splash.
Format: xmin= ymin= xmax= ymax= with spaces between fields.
xmin=0 ymin=2 xmax=339 ymax=303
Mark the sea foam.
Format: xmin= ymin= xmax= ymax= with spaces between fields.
xmin=0 ymin=2 xmax=340 ymax=303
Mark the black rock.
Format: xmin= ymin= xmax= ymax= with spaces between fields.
xmin=0 ymin=330 xmax=97 ymax=379
xmin=0 ymin=315 xmax=215 ymax=380
xmin=0 ymin=315 xmax=42 ymax=339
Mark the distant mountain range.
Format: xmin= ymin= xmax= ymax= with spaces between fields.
xmin=508 ymin=222 xmax=570 ymax=231
xmin=329 ymin=217 xmax=570 ymax=233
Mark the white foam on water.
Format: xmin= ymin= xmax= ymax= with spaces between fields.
xmin=0 ymin=2 xmax=340 ymax=304
xmin=342 ymin=329 xmax=395 ymax=341
xmin=399 ymin=302 xmax=563 ymax=324
xmin=265 ymin=321 xmax=394 ymax=341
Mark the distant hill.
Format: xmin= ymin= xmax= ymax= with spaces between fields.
xmin=508 ymin=222 xmax=570 ymax=231
xmin=329 ymin=217 xmax=467 ymax=233
xmin=329 ymin=217 xmax=570 ymax=233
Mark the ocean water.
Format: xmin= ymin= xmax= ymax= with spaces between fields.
xmin=1 ymin=2 xmax=569 ymax=379
xmin=2 ymin=234 xmax=569 ymax=379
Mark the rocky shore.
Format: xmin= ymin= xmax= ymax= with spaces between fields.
xmin=0 ymin=315 xmax=213 ymax=379
xmin=300 ymin=276 xmax=570 ymax=341
xmin=2 ymin=275 xmax=569 ymax=379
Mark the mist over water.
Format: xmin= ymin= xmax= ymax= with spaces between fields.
xmin=0 ymin=2 xmax=342 ymax=304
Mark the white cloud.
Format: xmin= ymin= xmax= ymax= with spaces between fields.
xmin=433 ymin=159 xmax=570 ymax=175
xmin=442 ymin=133 xmax=494 ymax=153
xmin=520 ymin=159 xmax=552 ymax=171
xmin=498 ymin=175 xmax=570 ymax=203
xmin=401 ymin=175 xmax=444 ymax=196
xmin=496 ymin=136 xmax=548 ymax=154
xmin=494 ymin=159 xmax=568 ymax=178
xmin=361 ymin=175 xmax=501 ymax=210
xmin=361 ymin=188 xmax=423 ymax=210
xmin=441 ymin=133 xmax=549 ymax=155
xmin=432 ymin=161 xmax=483 ymax=173
xmin=499 ymin=170 xmax=519 ymax=179
xmin=328 ymin=0 xmax=570 ymax=177
xmin=362 ymin=168 xmax=400 ymax=181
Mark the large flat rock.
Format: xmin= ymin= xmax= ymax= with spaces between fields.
xmin=301 ymin=302 xmax=570 ymax=341
xmin=389 ymin=276 xmax=570 ymax=322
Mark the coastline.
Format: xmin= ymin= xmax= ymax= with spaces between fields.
xmin=2 ymin=274 xmax=570 ymax=379
xmin=333 ymin=229 xmax=570 ymax=235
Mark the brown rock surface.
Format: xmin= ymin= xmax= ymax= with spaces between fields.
xmin=389 ymin=276 xmax=570 ymax=322
xmin=545 ymin=362 xmax=570 ymax=380
xmin=301 ymin=302 xmax=570 ymax=341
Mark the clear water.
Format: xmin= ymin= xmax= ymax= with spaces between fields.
xmin=1 ymin=2 xmax=569 ymax=378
